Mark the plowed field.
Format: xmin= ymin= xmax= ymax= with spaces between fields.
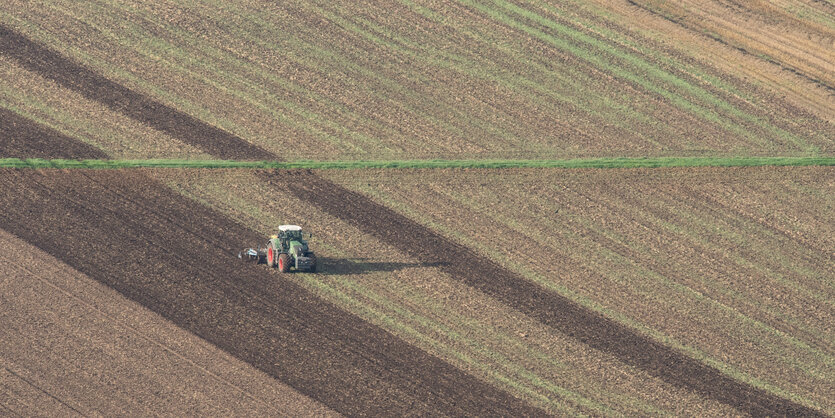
xmin=0 ymin=107 xmax=106 ymax=159
xmin=1 ymin=0 xmax=832 ymax=160
xmin=1 ymin=0 xmax=832 ymax=415
xmin=325 ymin=166 xmax=835 ymax=412
xmin=148 ymin=165 xmax=831 ymax=415
xmin=627 ymin=0 xmax=834 ymax=108
xmin=0 ymin=230 xmax=335 ymax=417
xmin=0 ymin=169 xmax=542 ymax=416
xmin=594 ymin=0 xmax=835 ymax=122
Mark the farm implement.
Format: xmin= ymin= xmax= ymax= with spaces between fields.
xmin=238 ymin=225 xmax=317 ymax=272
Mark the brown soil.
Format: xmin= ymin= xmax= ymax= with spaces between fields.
xmin=157 ymin=168 xmax=747 ymax=415
xmin=0 ymin=229 xmax=336 ymax=417
xmin=0 ymin=107 xmax=106 ymax=159
xmin=4 ymin=3 xmax=832 ymax=158
xmin=596 ymin=0 xmax=835 ymax=122
xmin=0 ymin=22 xmax=824 ymax=416
xmin=0 ymin=169 xmax=542 ymax=416
xmin=628 ymin=0 xmax=834 ymax=91
xmin=0 ymin=55 xmax=210 ymax=160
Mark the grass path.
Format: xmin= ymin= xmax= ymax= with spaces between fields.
xmin=1 ymin=156 xmax=833 ymax=170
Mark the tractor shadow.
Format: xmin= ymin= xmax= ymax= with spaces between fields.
xmin=317 ymin=257 xmax=448 ymax=275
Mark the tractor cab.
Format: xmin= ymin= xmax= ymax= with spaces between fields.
xmin=278 ymin=224 xmax=305 ymax=242
xmin=275 ymin=225 xmax=308 ymax=254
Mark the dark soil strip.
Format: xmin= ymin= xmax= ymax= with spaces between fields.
xmin=0 ymin=108 xmax=107 ymax=159
xmin=1 ymin=25 xmax=821 ymax=415
xmin=277 ymin=171 xmax=824 ymax=417
xmin=0 ymin=25 xmax=269 ymax=160
xmin=0 ymin=169 xmax=544 ymax=417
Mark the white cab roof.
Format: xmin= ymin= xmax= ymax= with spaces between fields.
xmin=279 ymin=225 xmax=302 ymax=231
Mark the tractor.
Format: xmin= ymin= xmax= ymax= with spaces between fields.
xmin=238 ymin=225 xmax=317 ymax=273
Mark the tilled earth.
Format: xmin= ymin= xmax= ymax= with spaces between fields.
xmin=0 ymin=168 xmax=545 ymax=416
xmin=0 ymin=230 xmax=336 ymax=417
xmin=323 ymin=165 xmax=835 ymax=412
xmin=0 ymin=12 xmax=829 ymax=416
xmin=0 ymin=159 xmax=824 ymax=415
xmin=280 ymin=170 xmax=824 ymax=416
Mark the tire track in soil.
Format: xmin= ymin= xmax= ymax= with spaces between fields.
xmin=0 ymin=24 xmax=823 ymax=416
xmin=1 ymin=366 xmax=83 ymax=416
xmin=0 ymin=169 xmax=543 ymax=417
xmin=0 ymin=107 xmax=107 ymax=159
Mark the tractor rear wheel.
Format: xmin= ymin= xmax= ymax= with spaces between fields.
xmin=267 ymin=246 xmax=277 ymax=268
xmin=278 ymin=253 xmax=292 ymax=273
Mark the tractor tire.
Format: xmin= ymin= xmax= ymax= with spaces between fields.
xmin=267 ymin=245 xmax=277 ymax=268
xmin=278 ymin=253 xmax=292 ymax=273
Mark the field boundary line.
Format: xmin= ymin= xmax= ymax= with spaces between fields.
xmin=0 ymin=156 xmax=833 ymax=170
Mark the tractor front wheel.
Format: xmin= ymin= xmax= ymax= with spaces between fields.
xmin=267 ymin=246 xmax=277 ymax=268
xmin=278 ymin=253 xmax=292 ymax=273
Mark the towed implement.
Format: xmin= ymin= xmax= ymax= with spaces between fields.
xmin=238 ymin=225 xmax=317 ymax=272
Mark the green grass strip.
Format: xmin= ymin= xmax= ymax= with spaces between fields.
xmin=1 ymin=156 xmax=833 ymax=170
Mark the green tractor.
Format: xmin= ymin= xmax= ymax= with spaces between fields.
xmin=238 ymin=225 xmax=317 ymax=272
xmin=267 ymin=225 xmax=317 ymax=272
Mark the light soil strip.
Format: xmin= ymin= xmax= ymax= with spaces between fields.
xmin=0 ymin=363 xmax=81 ymax=416
xmin=629 ymin=0 xmax=834 ymax=89
xmin=0 ymin=229 xmax=337 ymax=417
